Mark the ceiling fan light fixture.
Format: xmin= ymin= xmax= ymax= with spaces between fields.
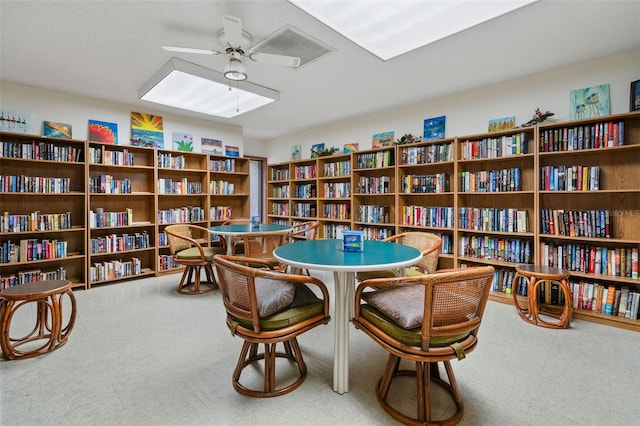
xmin=224 ymin=57 xmax=247 ymax=81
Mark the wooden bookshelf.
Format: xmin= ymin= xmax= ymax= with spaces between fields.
xmin=317 ymin=153 xmax=352 ymax=238
xmin=208 ymin=155 xmax=250 ymax=223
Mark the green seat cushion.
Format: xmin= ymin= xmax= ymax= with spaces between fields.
xmin=360 ymin=304 xmax=470 ymax=348
xmin=357 ymin=268 xmax=423 ymax=282
xmin=235 ymin=300 xmax=325 ymax=331
xmin=176 ymin=246 xmax=225 ymax=261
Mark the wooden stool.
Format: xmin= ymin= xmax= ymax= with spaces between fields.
xmin=512 ymin=265 xmax=572 ymax=329
xmin=0 ymin=280 xmax=77 ymax=360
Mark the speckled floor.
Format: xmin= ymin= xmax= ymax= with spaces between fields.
xmin=1 ymin=270 xmax=638 ymax=426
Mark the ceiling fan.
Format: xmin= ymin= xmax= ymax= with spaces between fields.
xmin=162 ymin=15 xmax=301 ymax=81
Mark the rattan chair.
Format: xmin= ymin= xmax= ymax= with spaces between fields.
xmin=288 ymin=221 xmax=319 ymax=242
xmin=213 ymin=254 xmax=331 ymax=397
xmin=230 ymin=230 xmax=290 ymax=271
xmin=356 ymin=232 xmax=442 ymax=282
xmin=165 ymin=224 xmax=223 ymax=294
xmin=353 ymin=266 xmax=494 ymax=425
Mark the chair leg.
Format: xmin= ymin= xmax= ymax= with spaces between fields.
xmin=176 ymin=265 xmax=217 ymax=295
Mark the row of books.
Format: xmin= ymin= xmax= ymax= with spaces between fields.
xmin=158 ymin=254 xmax=180 ymax=271
xmin=0 ymin=267 xmax=67 ymax=290
xmin=323 ymin=182 xmax=351 ymax=198
xmin=570 ymin=281 xmax=639 ymax=319
xmin=89 ymin=231 xmax=151 ymax=254
xmin=292 ymin=202 xmax=316 ymax=218
xmin=1 ymin=211 xmax=73 ymax=232
xmin=293 ymin=164 xmax=317 ymax=179
xmin=489 ymin=268 xmax=529 ymax=296
xmin=400 ymin=173 xmax=450 ymax=194
xmin=440 ymin=234 xmax=453 ymax=254
xmin=157 ymin=206 xmax=204 ymax=224
xmin=322 ymin=202 xmax=350 ymax=220
xmin=323 ymin=160 xmax=350 ymax=177
xmin=89 ymin=208 xmax=133 ymax=228
xmin=270 ymin=168 xmax=290 ymax=181
xmin=90 ymin=175 xmax=131 ymax=194
xmin=209 ymin=158 xmax=236 ymax=173
xmin=0 ymin=140 xmax=83 ymax=162
xmin=540 ymin=209 xmax=611 ymax=238
xmin=358 ymin=226 xmax=394 ymax=240
xmin=459 ymin=207 xmax=528 ymax=233
xmin=158 ymin=178 xmax=202 ymax=195
xmin=358 ymin=205 xmax=391 ymax=224
xmin=400 ymin=142 xmax=453 ymax=165
xmin=0 ymin=239 xmax=68 ymax=264
xmin=540 ymin=243 xmax=639 ymax=279
xmin=89 ymin=257 xmax=142 ymax=282
xmin=271 ymin=185 xmax=289 ymax=198
xmin=356 ymin=176 xmax=391 ymax=194
xmin=401 ymin=205 xmax=454 ymax=229
xmin=322 ymin=223 xmax=351 ymax=239
xmin=540 ymin=165 xmax=600 ymax=191
xmin=293 ymin=183 xmax=316 ymax=198
xmin=157 ymin=152 xmax=186 ymax=169
xmin=539 ymin=121 xmax=624 ymax=152
xmin=459 ymin=168 xmax=521 ymax=192
xmin=209 ymin=180 xmax=235 ymax=195
xmin=270 ymin=202 xmax=289 ymax=216
xmin=88 ymin=147 xmax=135 ymax=166
xmin=460 ymin=132 xmax=528 ymax=160
xmin=460 ymin=235 xmax=532 ymax=264
xmin=1 ymin=175 xmax=72 ymax=193
xmin=210 ymin=206 xmax=232 ymax=221
xmin=355 ymin=151 xmax=394 ymax=169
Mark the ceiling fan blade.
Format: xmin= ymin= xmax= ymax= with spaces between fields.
xmin=249 ymin=52 xmax=301 ymax=68
xmin=222 ymin=15 xmax=243 ymax=48
xmin=162 ymin=46 xmax=221 ymax=55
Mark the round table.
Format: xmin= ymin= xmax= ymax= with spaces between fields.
xmin=0 ymin=280 xmax=77 ymax=360
xmin=209 ymin=223 xmax=292 ymax=255
xmin=274 ymin=239 xmax=422 ymax=394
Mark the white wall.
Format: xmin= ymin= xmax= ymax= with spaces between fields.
xmin=0 ymin=81 xmax=247 ymax=155
xmin=266 ymin=49 xmax=640 ymax=163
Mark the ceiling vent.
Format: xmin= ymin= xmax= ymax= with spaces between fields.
xmin=251 ymin=25 xmax=332 ymax=69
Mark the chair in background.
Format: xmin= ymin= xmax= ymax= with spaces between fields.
xmin=356 ymin=232 xmax=442 ymax=282
xmin=212 ymin=254 xmax=331 ymax=397
xmin=165 ymin=224 xmax=223 ymax=295
xmin=288 ymin=221 xmax=320 ymax=243
xmin=230 ymin=230 xmax=290 ymax=271
xmin=353 ymin=266 xmax=494 ymax=425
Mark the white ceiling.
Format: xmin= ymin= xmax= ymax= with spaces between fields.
xmin=1 ymin=1 xmax=639 ymax=140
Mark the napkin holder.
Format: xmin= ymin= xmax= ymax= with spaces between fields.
xmin=342 ymin=230 xmax=364 ymax=252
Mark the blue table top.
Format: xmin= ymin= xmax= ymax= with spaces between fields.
xmin=274 ymin=239 xmax=422 ymax=272
xmin=210 ymin=223 xmax=291 ymax=234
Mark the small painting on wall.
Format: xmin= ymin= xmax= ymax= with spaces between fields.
xmin=343 ymin=143 xmax=359 ymax=153
xmin=172 ymin=132 xmax=194 ymax=152
xmin=630 ymin=80 xmax=640 ymax=112
xmin=130 ymin=112 xmax=164 ymax=148
xmin=88 ymin=120 xmax=118 ymax=144
xmin=311 ymin=143 xmax=324 ymax=158
xmin=291 ymin=144 xmax=301 ymax=160
xmin=201 ymin=138 xmax=223 ymax=155
xmin=570 ymin=84 xmax=610 ymax=120
xmin=423 ymin=115 xmax=446 ymax=141
xmin=225 ymin=145 xmax=239 ymax=157
xmin=372 ymin=131 xmax=394 ymax=149
xmin=0 ymin=110 xmax=32 ymax=133
xmin=43 ymin=121 xmax=72 ymax=139
xmin=488 ymin=116 xmax=515 ymax=133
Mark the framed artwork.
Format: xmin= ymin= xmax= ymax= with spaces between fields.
xmin=0 ymin=110 xmax=32 ymax=133
xmin=570 ymin=84 xmax=610 ymax=120
xmin=343 ymin=143 xmax=359 ymax=153
xmin=423 ymin=115 xmax=446 ymax=141
xmin=311 ymin=143 xmax=324 ymax=158
xmin=630 ymin=80 xmax=640 ymax=112
xmin=225 ymin=145 xmax=239 ymax=157
xmin=201 ymin=138 xmax=223 ymax=155
xmin=372 ymin=131 xmax=394 ymax=149
xmin=43 ymin=121 xmax=72 ymax=139
xmin=488 ymin=116 xmax=515 ymax=133
xmin=130 ymin=112 xmax=164 ymax=148
xmin=172 ymin=131 xmax=193 ymax=152
xmin=291 ymin=144 xmax=301 ymax=160
xmin=88 ymin=119 xmax=118 ymax=144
